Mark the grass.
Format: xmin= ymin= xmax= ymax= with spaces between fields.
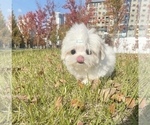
xmin=0 ymin=51 xmax=11 ymax=124
xmin=12 ymin=49 xmax=138 ymax=125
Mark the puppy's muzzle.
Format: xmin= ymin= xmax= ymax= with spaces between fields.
xmin=77 ymin=55 xmax=84 ymax=64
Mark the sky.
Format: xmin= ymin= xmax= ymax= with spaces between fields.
xmin=0 ymin=0 xmax=68 ymax=19
xmin=13 ymin=0 xmax=69 ymax=17
xmin=0 ymin=0 xmax=12 ymax=19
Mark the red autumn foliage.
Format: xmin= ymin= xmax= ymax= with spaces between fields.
xmin=63 ymin=0 xmax=95 ymax=27
xmin=18 ymin=0 xmax=56 ymax=47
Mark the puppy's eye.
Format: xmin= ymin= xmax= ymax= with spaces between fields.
xmin=86 ymin=49 xmax=92 ymax=55
xmin=71 ymin=49 xmax=76 ymax=55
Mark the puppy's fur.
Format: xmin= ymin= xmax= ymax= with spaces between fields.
xmin=61 ymin=23 xmax=116 ymax=84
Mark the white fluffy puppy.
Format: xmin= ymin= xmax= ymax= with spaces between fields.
xmin=61 ymin=23 xmax=116 ymax=84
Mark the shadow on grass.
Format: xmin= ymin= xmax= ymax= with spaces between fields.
xmin=139 ymin=104 xmax=150 ymax=125
xmin=118 ymin=105 xmax=138 ymax=125
xmin=118 ymin=104 xmax=150 ymax=125
xmin=100 ymin=69 xmax=117 ymax=87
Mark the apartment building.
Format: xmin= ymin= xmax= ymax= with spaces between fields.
xmin=122 ymin=0 xmax=131 ymax=32
xmin=55 ymin=12 xmax=65 ymax=28
xmin=88 ymin=0 xmax=108 ymax=34
xmin=127 ymin=0 xmax=138 ymax=37
xmin=120 ymin=0 xmax=150 ymax=38
xmin=138 ymin=0 xmax=150 ymax=38
xmin=88 ymin=0 xmax=130 ymax=37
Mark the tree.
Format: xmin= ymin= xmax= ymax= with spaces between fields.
xmin=18 ymin=11 xmax=37 ymax=48
xmin=12 ymin=11 xmax=24 ymax=48
xmin=0 ymin=9 xmax=11 ymax=48
xmin=104 ymin=0 xmax=127 ymax=38
xmin=63 ymin=0 xmax=94 ymax=27
xmin=18 ymin=0 xmax=56 ymax=48
xmin=58 ymin=24 xmax=70 ymax=41
xmin=35 ymin=0 xmax=57 ymax=46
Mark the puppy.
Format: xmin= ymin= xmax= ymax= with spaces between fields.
xmin=61 ymin=23 xmax=116 ymax=84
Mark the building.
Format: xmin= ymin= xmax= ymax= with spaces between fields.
xmin=125 ymin=0 xmax=150 ymax=38
xmin=55 ymin=12 xmax=65 ymax=28
xmin=138 ymin=0 xmax=150 ymax=38
xmin=88 ymin=0 xmax=109 ymax=34
xmin=55 ymin=12 xmax=65 ymax=47
xmin=88 ymin=0 xmax=131 ymax=37
xmin=119 ymin=0 xmax=131 ymax=37
xmin=87 ymin=0 xmax=150 ymax=52
xmin=127 ymin=0 xmax=139 ymax=37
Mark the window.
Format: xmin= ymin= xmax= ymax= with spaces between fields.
xmin=95 ymin=3 xmax=98 ymax=7
xmin=131 ymin=20 xmax=134 ymax=22
xmin=141 ymin=14 xmax=145 ymax=17
xmin=133 ymin=4 xmax=136 ymax=7
xmin=106 ymin=17 xmax=109 ymax=20
xmin=129 ymin=25 xmax=134 ymax=30
xmin=139 ymin=25 xmax=144 ymax=30
xmin=124 ymin=20 xmax=127 ymax=24
xmin=143 ymin=9 xmax=146 ymax=12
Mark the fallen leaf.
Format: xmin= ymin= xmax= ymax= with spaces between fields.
xmin=125 ymin=97 xmax=136 ymax=109
xmin=112 ymin=82 xmax=121 ymax=90
xmin=99 ymin=88 xmax=117 ymax=101
xmin=111 ymin=93 xmax=125 ymax=102
xmin=70 ymin=99 xmax=84 ymax=109
xmin=54 ymin=81 xmax=60 ymax=88
xmin=51 ymin=53 xmax=57 ymax=57
xmin=21 ymin=67 xmax=29 ymax=72
xmin=109 ymin=103 xmax=116 ymax=115
xmin=14 ymin=95 xmax=29 ymax=102
xmin=59 ymin=79 xmax=66 ymax=83
xmin=57 ymin=64 xmax=63 ymax=71
xmin=122 ymin=62 xmax=126 ymax=66
xmin=107 ymin=80 xmax=114 ymax=84
xmin=77 ymin=121 xmax=84 ymax=125
xmin=139 ymin=98 xmax=147 ymax=109
xmin=78 ymin=80 xmax=85 ymax=88
xmin=12 ymin=67 xmax=22 ymax=72
xmin=31 ymin=96 xmax=38 ymax=103
xmin=47 ymin=58 xmax=53 ymax=64
xmin=55 ymin=96 xmax=63 ymax=110
xmin=15 ymin=85 xmax=25 ymax=91
xmin=38 ymin=69 xmax=44 ymax=76
xmin=91 ymin=79 xmax=101 ymax=90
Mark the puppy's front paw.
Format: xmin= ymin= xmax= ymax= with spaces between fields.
xmin=78 ymin=78 xmax=100 ymax=85
xmin=82 ymin=79 xmax=89 ymax=84
xmin=77 ymin=79 xmax=89 ymax=85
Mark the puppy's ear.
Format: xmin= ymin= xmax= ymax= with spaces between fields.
xmin=100 ymin=45 xmax=105 ymax=60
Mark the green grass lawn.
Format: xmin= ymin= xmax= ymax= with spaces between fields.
xmin=12 ymin=49 xmax=138 ymax=125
